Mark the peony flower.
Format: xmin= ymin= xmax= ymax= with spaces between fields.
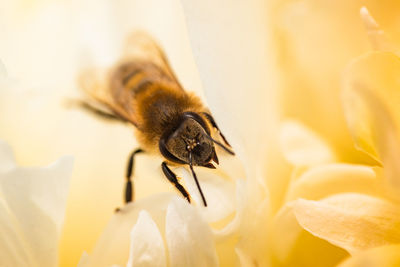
xmin=83 ymin=2 xmax=400 ymax=267
xmin=2 ymin=0 xmax=400 ymax=267
xmin=0 ymin=139 xmax=73 ymax=266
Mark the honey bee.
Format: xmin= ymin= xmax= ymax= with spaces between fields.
xmin=78 ymin=32 xmax=234 ymax=207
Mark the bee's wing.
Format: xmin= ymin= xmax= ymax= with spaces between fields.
xmin=121 ymin=31 xmax=184 ymax=90
xmin=78 ymin=67 xmax=138 ymax=126
xmin=79 ymin=32 xmax=181 ymax=127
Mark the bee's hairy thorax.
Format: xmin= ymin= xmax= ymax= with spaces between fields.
xmin=109 ymin=61 xmax=205 ymax=152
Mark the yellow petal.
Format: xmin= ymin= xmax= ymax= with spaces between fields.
xmin=292 ymin=193 xmax=400 ymax=255
xmin=271 ymin=1 xmax=400 ymax=162
xmin=343 ymin=51 xmax=400 ymax=192
xmin=338 ymin=244 xmax=400 ymax=267
xmin=359 ymin=7 xmax=394 ymax=52
xmin=280 ymin=120 xmax=336 ymax=166
xmin=272 ymin=204 xmax=303 ymax=262
xmin=286 ymin=164 xmax=386 ymax=202
xmin=272 ymin=202 xmax=348 ymax=266
xmin=77 ymin=252 xmax=89 ymax=267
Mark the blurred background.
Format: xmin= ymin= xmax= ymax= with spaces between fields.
xmin=1 ymin=0 xmax=400 ymax=266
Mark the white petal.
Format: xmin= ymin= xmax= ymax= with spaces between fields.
xmin=127 ymin=211 xmax=166 ymax=267
xmin=292 ymin=193 xmax=400 ymax=255
xmin=0 ymin=60 xmax=6 ymax=78
xmin=214 ymin=178 xmax=247 ymax=239
xmin=0 ymin=139 xmax=16 ymax=172
xmin=1 ymin=156 xmax=73 ymax=233
xmin=0 ymin=140 xmax=73 ymax=267
xmin=234 ymin=177 xmax=270 ymax=267
xmin=176 ymin=167 xmax=236 ymax=223
xmin=280 ymin=120 xmax=336 ymax=166
xmin=166 ymin=197 xmax=218 ymax=267
xmin=0 ymin=198 xmax=32 ymax=267
xmin=181 ymin=0 xmax=278 ymax=167
xmin=0 ymin=156 xmax=73 ymax=267
xmin=85 ymin=194 xmax=174 ymax=267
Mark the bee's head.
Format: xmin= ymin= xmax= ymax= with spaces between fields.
xmin=159 ymin=112 xmax=217 ymax=166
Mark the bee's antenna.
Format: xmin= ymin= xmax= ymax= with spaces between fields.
xmin=204 ymin=134 xmax=235 ymax=156
xmin=189 ymin=152 xmax=208 ymax=207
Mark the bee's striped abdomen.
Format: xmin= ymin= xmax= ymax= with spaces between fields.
xmin=109 ymin=61 xmax=179 ymax=120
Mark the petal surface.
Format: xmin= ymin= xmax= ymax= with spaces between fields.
xmin=166 ymin=197 xmax=218 ymax=267
xmin=343 ymin=52 xmax=400 ymax=192
xmin=0 ymin=140 xmax=73 ymax=267
xmin=338 ymin=244 xmax=400 ymax=267
xmin=0 ymin=139 xmax=16 ymax=172
xmin=285 ymin=164 xmax=386 ymax=202
xmin=0 ymin=60 xmax=6 ymax=78
xmin=83 ymin=194 xmax=174 ymax=267
xmin=0 ymin=198 xmax=32 ymax=266
xmin=271 ymin=0 xmax=400 ymax=162
xmin=292 ymin=193 xmax=400 ymax=255
xmin=181 ymin=0 xmax=278 ymax=168
xmin=359 ymin=7 xmax=395 ymax=52
xmin=177 ymin=167 xmax=236 ymax=223
xmin=280 ymin=120 xmax=336 ymax=166
xmin=234 ymin=177 xmax=270 ymax=267
xmin=272 ymin=203 xmax=348 ymax=266
xmin=127 ymin=211 xmax=166 ymax=267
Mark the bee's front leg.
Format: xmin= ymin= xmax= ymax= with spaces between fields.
xmin=161 ymin=162 xmax=191 ymax=203
xmin=202 ymin=112 xmax=232 ymax=147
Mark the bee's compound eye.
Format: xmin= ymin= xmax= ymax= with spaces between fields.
xmin=191 ymin=141 xmax=212 ymax=164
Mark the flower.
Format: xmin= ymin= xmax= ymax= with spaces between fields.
xmin=182 ymin=2 xmax=400 ymax=266
xmin=270 ymin=7 xmax=400 ymax=267
xmin=2 ymin=1 xmax=400 ymax=267
xmin=269 ymin=0 xmax=400 ymax=163
xmin=79 ymin=196 xmax=219 ymax=267
xmin=0 ymin=139 xmax=73 ymax=266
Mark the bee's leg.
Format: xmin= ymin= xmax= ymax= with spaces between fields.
xmin=202 ymin=112 xmax=231 ymax=147
xmin=161 ymin=162 xmax=191 ymax=203
xmin=115 ymin=148 xmax=144 ymax=212
xmin=125 ymin=148 xmax=144 ymax=203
